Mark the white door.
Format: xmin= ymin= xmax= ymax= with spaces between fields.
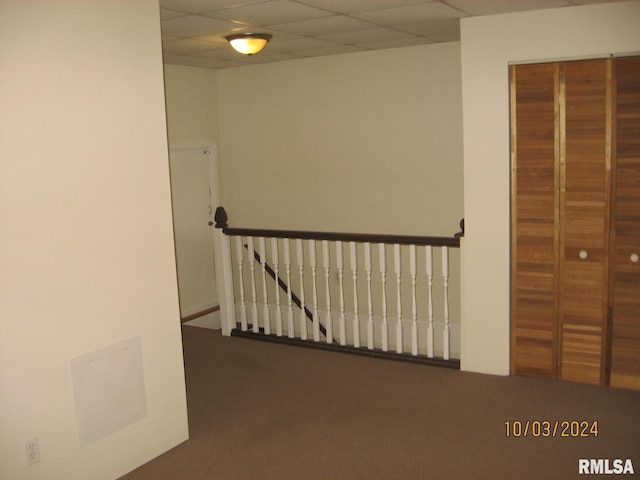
xmin=168 ymin=144 xmax=219 ymax=327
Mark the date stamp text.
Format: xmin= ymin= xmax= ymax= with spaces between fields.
xmin=505 ymin=420 xmax=599 ymax=438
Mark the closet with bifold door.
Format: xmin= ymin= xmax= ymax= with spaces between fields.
xmin=510 ymin=56 xmax=640 ymax=390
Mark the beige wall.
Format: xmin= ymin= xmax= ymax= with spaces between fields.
xmin=164 ymin=64 xmax=220 ymax=147
xmin=460 ymin=0 xmax=640 ymax=375
xmin=217 ymin=42 xmax=464 ymax=237
xmin=0 ymin=2 xmax=188 ymax=479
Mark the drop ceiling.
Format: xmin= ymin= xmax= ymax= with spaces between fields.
xmin=160 ymin=0 xmax=621 ymax=69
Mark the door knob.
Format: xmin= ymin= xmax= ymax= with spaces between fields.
xmin=579 ymin=250 xmax=588 ymax=260
xmin=631 ymin=253 xmax=639 ymax=263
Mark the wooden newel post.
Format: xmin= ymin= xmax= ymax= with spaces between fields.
xmin=455 ymin=218 xmax=465 ymax=238
xmin=212 ymin=207 xmax=236 ymax=336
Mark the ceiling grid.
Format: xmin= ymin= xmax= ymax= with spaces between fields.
xmin=159 ymin=0 xmax=622 ymax=68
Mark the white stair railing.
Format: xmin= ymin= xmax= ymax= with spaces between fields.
xmin=322 ymin=240 xmax=333 ymax=344
xmin=284 ymin=239 xmax=295 ymax=338
xmin=379 ymin=244 xmax=389 ymax=352
xmin=213 ymin=208 xmax=462 ymax=364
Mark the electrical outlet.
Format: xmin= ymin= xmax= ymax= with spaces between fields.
xmin=25 ymin=438 xmax=40 ymax=466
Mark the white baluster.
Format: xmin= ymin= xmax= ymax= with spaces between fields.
xmin=442 ymin=246 xmax=450 ymax=360
xmin=283 ymin=239 xmax=294 ymax=338
xmin=410 ymin=244 xmax=418 ymax=356
xmin=379 ymin=244 xmax=388 ymax=351
xmin=336 ymin=241 xmax=347 ymax=346
xmin=235 ymin=236 xmax=248 ymax=331
xmin=271 ymin=238 xmax=283 ymax=337
xmin=259 ymin=237 xmax=270 ymax=335
xmin=364 ymin=242 xmax=374 ymax=350
xmin=247 ymin=237 xmax=259 ymax=333
xmin=322 ymin=241 xmax=333 ymax=344
xmin=426 ymin=246 xmax=434 ymax=358
xmin=350 ymin=242 xmax=360 ymax=348
xmin=296 ymin=239 xmax=307 ymax=340
xmin=309 ymin=240 xmax=320 ymax=342
xmin=394 ymin=244 xmax=403 ymax=353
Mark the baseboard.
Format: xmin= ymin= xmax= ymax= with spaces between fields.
xmin=182 ymin=306 xmax=221 ymax=330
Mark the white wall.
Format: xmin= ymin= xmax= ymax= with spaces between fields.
xmin=0 ymin=2 xmax=188 ymax=479
xmin=217 ymin=42 xmax=464 ymax=237
xmin=460 ymin=1 xmax=640 ymax=375
xmin=164 ymin=64 xmax=220 ymax=146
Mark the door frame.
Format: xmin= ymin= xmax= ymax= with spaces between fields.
xmin=169 ymin=141 xmax=222 ymax=326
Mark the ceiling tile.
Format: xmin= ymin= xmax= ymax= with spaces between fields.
xmin=250 ymin=29 xmax=304 ymax=43
xmin=446 ymin=0 xmax=571 ymax=16
xmin=355 ymin=37 xmax=436 ymax=50
xmin=270 ymin=15 xmax=378 ymax=36
xmin=234 ymin=52 xmax=303 ymax=64
xmin=396 ymin=18 xmax=460 ymax=41
xmin=161 ymin=15 xmax=240 ymax=37
xmin=269 ymin=37 xmax=344 ymax=52
xmin=295 ymin=0 xmax=435 ymax=14
xmin=160 ymin=9 xmax=189 ymax=20
xmin=191 ymin=46 xmax=302 ymax=65
xmin=353 ymin=3 xmax=467 ymax=25
xmin=195 ymin=27 xmax=300 ymax=46
xmin=162 ymin=35 xmax=182 ymax=44
xmin=160 ymin=0 xmax=272 ymax=14
xmin=320 ymin=27 xmax=417 ymax=45
xmin=195 ymin=47 xmax=255 ymax=61
xmin=570 ymin=0 xmax=622 ymax=4
xmin=204 ymin=0 xmax=334 ymax=26
xmin=300 ymin=44 xmax=367 ymax=57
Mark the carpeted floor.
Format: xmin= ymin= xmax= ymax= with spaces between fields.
xmin=120 ymin=326 xmax=640 ymax=479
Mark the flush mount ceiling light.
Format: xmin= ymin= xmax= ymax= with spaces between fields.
xmin=225 ymin=33 xmax=272 ymax=55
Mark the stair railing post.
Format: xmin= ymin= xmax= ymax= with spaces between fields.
xmin=213 ymin=207 xmax=237 ymax=336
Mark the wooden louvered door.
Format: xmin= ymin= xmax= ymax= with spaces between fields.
xmin=557 ymin=59 xmax=612 ymax=385
xmin=609 ymin=56 xmax=640 ymax=390
xmin=511 ymin=59 xmax=613 ymax=386
xmin=510 ymin=63 xmax=559 ymax=379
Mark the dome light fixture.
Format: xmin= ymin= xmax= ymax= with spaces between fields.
xmin=225 ymin=33 xmax=272 ymax=55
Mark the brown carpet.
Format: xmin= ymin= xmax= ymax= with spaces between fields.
xmin=120 ymin=326 xmax=640 ymax=480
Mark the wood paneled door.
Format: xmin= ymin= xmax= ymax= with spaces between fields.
xmin=609 ymin=56 xmax=640 ymax=390
xmin=510 ymin=56 xmax=640 ymax=390
xmin=510 ymin=62 xmax=559 ymax=380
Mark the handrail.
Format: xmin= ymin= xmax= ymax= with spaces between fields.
xmin=215 ymin=208 xmax=463 ymax=247
xmin=212 ymin=206 xmax=462 ymax=365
